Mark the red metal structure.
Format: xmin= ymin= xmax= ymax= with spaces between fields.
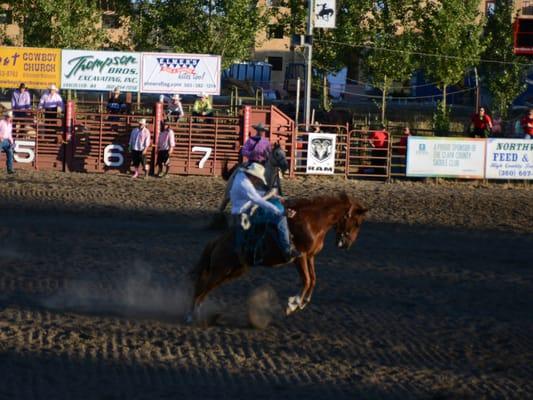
xmin=514 ymin=1 xmax=533 ymax=55
xmin=3 ymin=100 xmax=400 ymax=181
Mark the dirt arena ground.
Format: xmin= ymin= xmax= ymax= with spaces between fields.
xmin=0 ymin=170 xmax=531 ymax=400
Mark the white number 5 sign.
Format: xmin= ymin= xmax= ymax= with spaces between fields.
xmin=14 ymin=140 xmax=36 ymax=163
xmin=192 ymin=146 xmax=212 ymax=168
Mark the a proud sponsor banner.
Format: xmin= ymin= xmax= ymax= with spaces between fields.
xmin=61 ymin=50 xmax=140 ymax=92
xmin=0 ymin=46 xmax=60 ymax=89
xmin=141 ymin=53 xmax=221 ymax=95
xmin=406 ymin=137 xmax=485 ymax=178
xmin=485 ymin=139 xmax=533 ymax=180
xmin=306 ymin=132 xmax=336 ymax=174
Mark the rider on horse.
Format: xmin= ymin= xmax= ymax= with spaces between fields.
xmin=241 ymin=123 xmax=272 ymax=166
xmin=229 ymin=163 xmax=300 ymax=262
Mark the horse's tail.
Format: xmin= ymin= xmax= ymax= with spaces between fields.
xmin=222 ymin=160 xmax=238 ymax=181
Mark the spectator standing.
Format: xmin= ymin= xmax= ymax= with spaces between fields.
xmin=241 ymin=122 xmax=272 ymax=165
xmin=129 ymin=118 xmax=151 ymax=178
xmin=192 ymin=93 xmax=213 ymax=118
xmin=368 ymin=128 xmax=389 ymax=172
xmin=470 ymin=107 xmax=493 ymax=138
xmin=11 ymin=83 xmax=32 ymax=119
xmin=521 ymin=109 xmax=533 ymax=139
xmin=167 ymin=94 xmax=184 ymax=121
xmin=38 ymin=84 xmax=64 ymax=127
xmin=398 ymin=127 xmax=411 ymax=156
xmin=156 ymin=121 xmax=175 ymax=177
xmin=0 ymin=111 xmax=15 ymax=174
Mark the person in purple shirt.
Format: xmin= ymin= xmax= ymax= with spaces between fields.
xmin=11 ymin=83 xmax=32 ymax=119
xmin=241 ymin=122 xmax=272 ymax=165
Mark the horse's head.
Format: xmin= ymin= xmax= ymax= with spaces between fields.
xmin=269 ymin=142 xmax=289 ymax=173
xmin=335 ymin=193 xmax=368 ymax=249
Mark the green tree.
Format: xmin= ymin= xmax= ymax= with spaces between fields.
xmin=481 ymin=0 xmax=526 ymax=119
xmin=419 ymin=0 xmax=484 ymax=113
xmin=6 ymin=0 xmax=107 ymax=49
xmin=131 ymin=0 xmax=271 ymax=69
xmin=363 ymin=1 xmax=420 ymax=124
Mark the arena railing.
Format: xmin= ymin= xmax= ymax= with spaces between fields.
xmin=294 ymin=123 xmax=350 ymax=177
xmin=11 ymin=110 xmax=66 ymax=171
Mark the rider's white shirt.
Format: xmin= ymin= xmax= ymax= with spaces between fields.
xmin=230 ymin=170 xmax=282 ymax=216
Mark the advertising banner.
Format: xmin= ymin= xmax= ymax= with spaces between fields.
xmin=485 ymin=139 xmax=533 ymax=180
xmin=0 ymin=46 xmax=60 ymax=89
xmin=140 ymin=53 xmax=221 ymax=95
xmin=406 ymin=137 xmax=485 ymax=178
xmin=61 ymin=50 xmax=140 ymax=92
xmin=306 ymin=132 xmax=336 ymax=174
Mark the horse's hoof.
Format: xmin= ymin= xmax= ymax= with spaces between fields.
xmin=286 ymin=295 xmax=301 ymax=316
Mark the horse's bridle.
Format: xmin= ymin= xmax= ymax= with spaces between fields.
xmin=335 ymin=206 xmax=356 ymax=245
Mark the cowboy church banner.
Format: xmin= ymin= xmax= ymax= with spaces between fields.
xmin=306 ymin=133 xmax=336 ymax=175
xmin=61 ymin=50 xmax=140 ymax=92
xmin=0 ymin=46 xmax=61 ymax=89
xmin=140 ymin=53 xmax=221 ymax=95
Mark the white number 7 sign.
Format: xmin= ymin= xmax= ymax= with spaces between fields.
xmin=192 ymin=146 xmax=212 ymax=168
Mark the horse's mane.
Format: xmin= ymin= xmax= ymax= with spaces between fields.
xmin=287 ymin=192 xmax=360 ymax=211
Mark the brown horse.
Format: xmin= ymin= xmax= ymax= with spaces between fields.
xmin=188 ymin=192 xmax=368 ymax=321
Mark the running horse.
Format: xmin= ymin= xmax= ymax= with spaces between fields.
xmin=189 ymin=192 xmax=368 ymax=320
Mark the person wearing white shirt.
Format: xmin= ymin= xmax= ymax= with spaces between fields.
xmin=128 ymin=118 xmax=151 ymax=178
xmin=229 ymin=163 xmax=299 ymax=262
xmin=0 ymin=111 xmax=15 ymax=174
xmin=167 ymin=94 xmax=184 ymax=121
xmin=156 ymin=121 xmax=175 ymax=177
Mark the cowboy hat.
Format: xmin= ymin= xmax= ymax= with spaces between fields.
xmin=49 ymin=84 xmax=58 ymax=91
xmin=113 ymin=87 xmax=121 ymax=93
xmin=138 ymin=118 xmax=147 ymax=126
xmin=172 ymin=94 xmax=181 ymax=100
xmin=252 ymin=122 xmax=269 ymax=132
xmin=243 ymin=163 xmax=267 ymax=185
xmin=4 ymin=111 xmax=13 ymax=118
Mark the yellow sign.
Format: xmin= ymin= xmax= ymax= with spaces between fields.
xmin=0 ymin=46 xmax=61 ymax=89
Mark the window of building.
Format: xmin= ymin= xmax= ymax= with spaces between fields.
xmin=486 ymin=1 xmax=495 ymax=16
xmin=267 ymin=56 xmax=283 ymax=71
xmin=0 ymin=10 xmax=13 ymax=25
xmin=268 ymin=25 xmax=284 ymax=39
xmin=102 ymin=13 xmax=120 ymax=29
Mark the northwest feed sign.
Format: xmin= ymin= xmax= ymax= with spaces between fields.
xmin=485 ymin=139 xmax=533 ymax=179
xmin=0 ymin=46 xmax=60 ymax=89
xmin=141 ymin=53 xmax=221 ymax=95
xmin=61 ymin=50 xmax=140 ymax=92
xmin=306 ymin=132 xmax=336 ymax=174
xmin=406 ymin=137 xmax=485 ymax=178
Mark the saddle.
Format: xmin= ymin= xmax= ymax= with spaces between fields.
xmin=234 ymin=198 xmax=284 ymax=266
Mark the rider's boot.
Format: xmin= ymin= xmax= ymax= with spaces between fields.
xmin=276 ymin=215 xmax=301 ymax=261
